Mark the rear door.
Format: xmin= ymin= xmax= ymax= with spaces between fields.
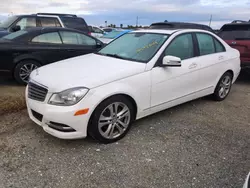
xmin=29 ymin=32 xmax=69 ymax=64
xmin=194 ymin=32 xmax=227 ymax=90
xmin=58 ymin=31 xmax=101 ymax=58
xmin=218 ymin=25 xmax=250 ymax=63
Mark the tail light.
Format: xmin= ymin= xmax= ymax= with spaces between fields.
xmin=88 ymin=32 xmax=91 ymax=35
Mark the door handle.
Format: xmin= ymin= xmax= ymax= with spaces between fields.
xmin=189 ymin=63 xmax=197 ymax=69
xmin=219 ymin=56 xmax=224 ymax=60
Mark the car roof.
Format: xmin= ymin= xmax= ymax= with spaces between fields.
xmin=131 ymin=29 xmax=212 ymax=34
xmin=132 ymin=29 xmax=179 ymax=34
xmin=150 ymin=22 xmax=214 ymax=32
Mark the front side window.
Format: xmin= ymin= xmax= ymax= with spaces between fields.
xmin=15 ymin=17 xmax=36 ymax=30
xmin=98 ymin=33 xmax=169 ymax=63
xmin=59 ymin=31 xmax=96 ymax=45
xmin=164 ymin=34 xmax=194 ymax=60
xmin=39 ymin=17 xmax=61 ymax=27
xmin=32 ymin=32 xmax=62 ymax=44
xmin=196 ymin=33 xmax=215 ymax=56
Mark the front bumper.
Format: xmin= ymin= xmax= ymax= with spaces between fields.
xmin=25 ymin=87 xmax=93 ymax=139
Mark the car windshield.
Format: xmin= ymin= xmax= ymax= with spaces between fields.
xmin=0 ymin=16 xmax=18 ymax=29
xmin=219 ymin=25 xmax=250 ymax=40
xmin=101 ymin=30 xmax=125 ymax=39
xmin=98 ymin=32 xmax=169 ymax=63
xmin=2 ymin=30 xmax=28 ymax=40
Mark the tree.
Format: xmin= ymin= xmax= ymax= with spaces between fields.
xmin=120 ymin=24 xmax=123 ymax=28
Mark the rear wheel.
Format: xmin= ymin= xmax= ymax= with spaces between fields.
xmin=14 ymin=60 xmax=41 ymax=85
xmin=88 ymin=95 xmax=135 ymax=144
xmin=212 ymin=72 xmax=233 ymax=101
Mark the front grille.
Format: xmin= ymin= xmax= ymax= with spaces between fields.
xmin=28 ymin=82 xmax=48 ymax=102
xmin=31 ymin=110 xmax=43 ymax=122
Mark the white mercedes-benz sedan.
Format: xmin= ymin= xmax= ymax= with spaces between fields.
xmin=26 ymin=29 xmax=241 ymax=143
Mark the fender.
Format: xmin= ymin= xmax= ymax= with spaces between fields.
xmin=85 ymin=74 xmax=151 ymax=121
xmin=13 ymin=54 xmax=43 ymax=66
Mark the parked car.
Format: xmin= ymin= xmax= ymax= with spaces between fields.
xmin=243 ymin=172 xmax=250 ymax=188
xmin=150 ymin=22 xmax=214 ymax=33
xmin=0 ymin=27 xmax=104 ymax=84
xmin=218 ymin=21 xmax=250 ymax=68
xmin=102 ymin=27 xmax=116 ymax=33
xmin=0 ymin=13 xmax=90 ymax=38
xmin=88 ymin=25 xmax=105 ymax=38
xmin=26 ymin=28 xmax=240 ymax=143
xmin=98 ymin=29 xmax=132 ymax=44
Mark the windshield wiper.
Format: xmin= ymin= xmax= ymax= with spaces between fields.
xmin=105 ymin=53 xmax=125 ymax=59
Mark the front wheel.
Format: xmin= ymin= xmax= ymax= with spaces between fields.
xmin=88 ymin=96 xmax=135 ymax=144
xmin=212 ymin=72 xmax=233 ymax=101
xmin=13 ymin=60 xmax=41 ymax=85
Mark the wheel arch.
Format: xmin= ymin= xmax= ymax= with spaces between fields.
xmin=12 ymin=57 xmax=42 ymax=75
xmin=87 ymin=93 xmax=138 ymax=131
xmin=214 ymin=69 xmax=234 ymax=92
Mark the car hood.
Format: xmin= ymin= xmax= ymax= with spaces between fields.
xmin=30 ymin=53 xmax=146 ymax=92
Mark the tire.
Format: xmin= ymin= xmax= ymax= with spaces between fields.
xmin=88 ymin=95 xmax=135 ymax=144
xmin=14 ymin=60 xmax=41 ymax=85
xmin=212 ymin=72 xmax=233 ymax=101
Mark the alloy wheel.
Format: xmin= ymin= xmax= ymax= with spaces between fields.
xmin=19 ymin=63 xmax=38 ymax=83
xmin=218 ymin=75 xmax=232 ymax=98
xmin=98 ymin=102 xmax=131 ymax=139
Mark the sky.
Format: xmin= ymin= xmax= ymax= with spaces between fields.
xmin=0 ymin=0 xmax=250 ymax=29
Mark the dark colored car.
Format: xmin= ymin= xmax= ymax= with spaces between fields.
xmin=0 ymin=27 xmax=104 ymax=84
xmin=218 ymin=22 xmax=250 ymax=68
xmin=150 ymin=22 xmax=214 ymax=33
xmin=0 ymin=13 xmax=90 ymax=38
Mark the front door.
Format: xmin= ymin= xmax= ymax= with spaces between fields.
xmin=151 ymin=33 xmax=200 ymax=109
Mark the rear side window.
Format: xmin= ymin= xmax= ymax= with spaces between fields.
xmin=59 ymin=31 xmax=96 ymax=45
xmin=60 ymin=17 xmax=89 ymax=32
xmin=214 ymin=39 xmax=225 ymax=53
xmin=32 ymin=32 xmax=62 ymax=44
xmin=39 ymin=17 xmax=61 ymax=27
xmin=164 ymin=33 xmax=194 ymax=60
xmin=196 ymin=33 xmax=215 ymax=56
xmin=219 ymin=25 xmax=250 ymax=40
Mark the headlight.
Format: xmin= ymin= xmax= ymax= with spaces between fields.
xmin=48 ymin=87 xmax=89 ymax=106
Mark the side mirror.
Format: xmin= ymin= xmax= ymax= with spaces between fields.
xmin=96 ymin=41 xmax=103 ymax=48
xmin=162 ymin=55 xmax=181 ymax=67
xmin=12 ymin=25 xmax=21 ymax=32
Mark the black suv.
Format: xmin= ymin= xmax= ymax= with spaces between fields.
xmin=0 ymin=13 xmax=89 ymax=37
xmin=150 ymin=21 xmax=214 ymax=33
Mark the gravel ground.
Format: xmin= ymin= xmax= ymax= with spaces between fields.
xmin=0 ymin=72 xmax=250 ymax=188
